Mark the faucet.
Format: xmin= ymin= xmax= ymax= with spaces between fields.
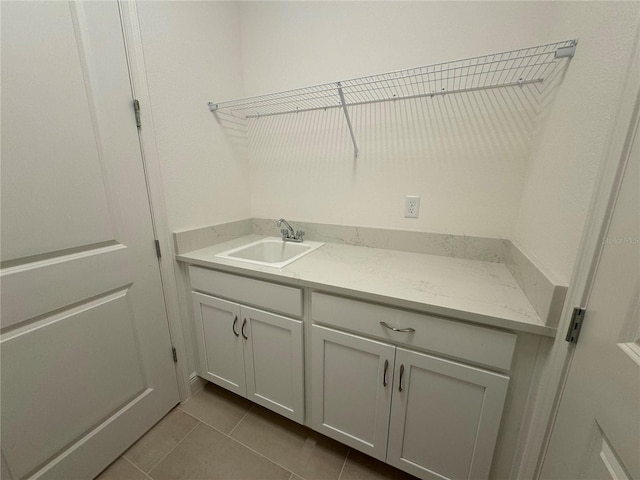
xmin=277 ymin=218 xmax=305 ymax=243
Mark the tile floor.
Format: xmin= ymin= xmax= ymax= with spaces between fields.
xmin=97 ymin=382 xmax=418 ymax=480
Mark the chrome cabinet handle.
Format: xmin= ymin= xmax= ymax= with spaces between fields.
xmin=383 ymin=359 xmax=389 ymax=386
xmin=399 ymin=364 xmax=405 ymax=392
xmin=380 ymin=321 xmax=415 ymax=333
xmin=232 ymin=316 xmax=239 ymax=337
xmin=241 ymin=319 xmax=248 ymax=339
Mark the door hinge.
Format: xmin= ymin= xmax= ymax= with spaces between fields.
xmin=154 ymin=239 xmax=161 ymax=259
xmin=172 ymin=347 xmax=178 ymax=363
xmin=565 ymin=307 xmax=585 ymax=343
xmin=133 ymin=99 xmax=141 ymax=128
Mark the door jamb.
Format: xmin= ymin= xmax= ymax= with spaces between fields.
xmin=117 ymin=0 xmax=191 ymax=402
xmin=512 ymin=28 xmax=640 ymax=480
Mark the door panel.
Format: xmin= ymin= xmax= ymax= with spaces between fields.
xmin=243 ymin=306 xmax=304 ymax=422
xmin=0 ymin=2 xmax=179 ymax=478
xmin=0 ymin=1 xmax=114 ymax=262
xmin=192 ymin=293 xmax=246 ymax=396
xmin=311 ymin=325 xmax=395 ymax=461
xmin=387 ymin=348 xmax=509 ymax=480
xmin=1 ymin=290 xmax=146 ymax=478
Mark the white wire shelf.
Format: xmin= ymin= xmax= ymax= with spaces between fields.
xmin=209 ymin=39 xmax=577 ymax=158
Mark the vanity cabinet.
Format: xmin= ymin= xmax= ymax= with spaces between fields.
xmin=190 ymin=267 xmax=304 ymax=423
xmin=311 ymin=293 xmax=513 ymax=480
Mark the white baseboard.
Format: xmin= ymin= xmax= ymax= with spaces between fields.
xmin=187 ymin=373 xmax=206 ymax=400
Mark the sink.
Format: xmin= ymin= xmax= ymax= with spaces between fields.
xmin=215 ymin=237 xmax=324 ymax=268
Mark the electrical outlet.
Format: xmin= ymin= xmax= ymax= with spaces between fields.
xmin=404 ymin=195 xmax=420 ymax=218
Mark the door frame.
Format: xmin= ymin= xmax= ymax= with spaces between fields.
xmin=117 ymin=1 xmax=191 ymax=401
xmin=513 ymin=29 xmax=640 ymax=479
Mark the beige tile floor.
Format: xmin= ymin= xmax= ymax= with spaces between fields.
xmin=97 ymin=383 xmax=418 ymax=480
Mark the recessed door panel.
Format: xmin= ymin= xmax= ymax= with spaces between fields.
xmin=1 ymin=1 xmax=115 ymax=262
xmin=388 ymin=348 xmax=509 ymax=480
xmin=1 ymin=290 xmax=146 ymax=479
xmin=192 ymin=293 xmax=245 ymax=396
xmin=243 ymin=306 xmax=304 ymax=422
xmin=311 ymin=325 xmax=395 ymax=461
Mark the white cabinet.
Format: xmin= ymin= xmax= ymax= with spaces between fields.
xmin=311 ymin=293 xmax=512 ymax=480
xmin=387 ymin=347 xmax=509 ymax=480
xmin=311 ymin=325 xmax=395 ymax=461
xmin=192 ymin=291 xmax=304 ymax=423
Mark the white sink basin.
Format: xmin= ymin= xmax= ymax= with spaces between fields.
xmin=215 ymin=237 xmax=324 ymax=268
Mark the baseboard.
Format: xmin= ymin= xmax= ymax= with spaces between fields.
xmin=187 ymin=373 xmax=205 ymax=399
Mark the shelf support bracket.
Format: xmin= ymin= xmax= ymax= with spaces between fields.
xmin=336 ymin=82 xmax=359 ymax=159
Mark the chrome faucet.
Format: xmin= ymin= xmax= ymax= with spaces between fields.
xmin=277 ymin=218 xmax=305 ymax=243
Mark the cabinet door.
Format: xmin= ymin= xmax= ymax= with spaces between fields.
xmin=311 ymin=325 xmax=395 ymax=461
xmin=242 ymin=306 xmax=304 ymax=423
xmin=388 ymin=348 xmax=509 ymax=480
xmin=192 ymin=292 xmax=246 ymax=396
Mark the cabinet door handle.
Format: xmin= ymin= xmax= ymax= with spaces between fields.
xmin=241 ymin=318 xmax=248 ymax=340
xmin=232 ymin=316 xmax=239 ymax=337
xmin=383 ymin=359 xmax=389 ymax=386
xmin=399 ymin=364 xmax=405 ymax=392
xmin=380 ymin=321 xmax=415 ymax=333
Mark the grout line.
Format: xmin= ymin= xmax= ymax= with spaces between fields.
xmin=223 ymin=432 xmax=299 ymax=478
xmin=145 ymin=421 xmax=201 ymax=475
xmin=337 ymin=448 xmax=351 ymax=480
xmin=228 ymin=403 xmax=254 ymax=436
xmin=178 ymin=408 xmax=250 ymax=440
xmin=121 ymin=456 xmax=153 ymax=480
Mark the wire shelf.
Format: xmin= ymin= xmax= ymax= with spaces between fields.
xmin=209 ymin=39 xmax=576 ymax=158
xmin=210 ymin=40 xmax=576 ymax=119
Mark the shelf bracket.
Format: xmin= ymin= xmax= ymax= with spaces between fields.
xmin=555 ymin=39 xmax=577 ymax=59
xmin=336 ymin=82 xmax=359 ymax=159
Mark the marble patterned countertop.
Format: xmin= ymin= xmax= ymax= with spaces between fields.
xmin=176 ymin=234 xmax=556 ymax=337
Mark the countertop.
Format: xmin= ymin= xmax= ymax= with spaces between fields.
xmin=176 ymin=235 xmax=556 ymax=337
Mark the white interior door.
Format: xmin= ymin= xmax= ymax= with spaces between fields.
xmin=540 ymin=99 xmax=640 ymax=478
xmin=1 ymin=2 xmax=179 ymax=479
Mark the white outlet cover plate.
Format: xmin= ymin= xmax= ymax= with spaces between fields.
xmin=404 ymin=195 xmax=420 ymax=218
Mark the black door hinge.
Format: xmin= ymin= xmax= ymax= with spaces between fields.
xmin=172 ymin=347 xmax=178 ymax=363
xmin=134 ymin=99 xmax=141 ymax=128
xmin=565 ymin=307 xmax=585 ymax=343
xmin=155 ymin=239 xmax=162 ymax=259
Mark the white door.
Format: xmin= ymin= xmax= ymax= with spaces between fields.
xmin=311 ymin=325 xmax=395 ymax=461
xmin=242 ymin=306 xmax=304 ymax=423
xmin=540 ymin=101 xmax=640 ymax=479
xmin=192 ymin=293 xmax=246 ymax=396
xmin=1 ymin=2 xmax=179 ymax=479
xmin=387 ymin=348 xmax=509 ymax=480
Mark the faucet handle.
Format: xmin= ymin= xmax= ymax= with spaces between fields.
xmin=281 ymin=228 xmax=290 ymax=239
xmin=295 ymin=230 xmax=305 ymax=240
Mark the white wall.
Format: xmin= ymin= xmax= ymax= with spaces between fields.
xmin=137 ymin=1 xmax=639 ymax=282
xmin=513 ymin=2 xmax=640 ymax=284
xmin=238 ymin=1 xmax=639 ymax=282
xmin=137 ymin=1 xmax=250 ymax=233
xmin=239 ymin=1 xmax=557 ymax=239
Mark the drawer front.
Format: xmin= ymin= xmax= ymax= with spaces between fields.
xmin=189 ymin=266 xmax=302 ymax=318
xmin=312 ymin=292 xmax=516 ymax=370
